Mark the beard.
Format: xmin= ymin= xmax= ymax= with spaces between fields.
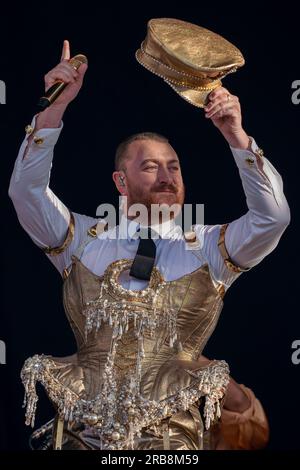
xmin=125 ymin=182 xmax=185 ymax=223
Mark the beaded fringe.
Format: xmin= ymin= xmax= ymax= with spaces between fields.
xmin=21 ymin=355 xmax=229 ymax=450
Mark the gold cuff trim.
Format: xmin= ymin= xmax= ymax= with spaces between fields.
xmin=218 ymin=224 xmax=250 ymax=273
xmin=43 ymin=212 xmax=75 ymax=256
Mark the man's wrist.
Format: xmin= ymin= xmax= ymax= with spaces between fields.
xmin=35 ymin=104 xmax=68 ymax=131
xmin=225 ymin=130 xmax=250 ymax=150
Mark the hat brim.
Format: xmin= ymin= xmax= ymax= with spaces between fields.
xmin=136 ymin=48 xmax=221 ymax=108
xmin=164 ymin=80 xmax=220 ymax=108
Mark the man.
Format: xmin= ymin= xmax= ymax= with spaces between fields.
xmin=9 ymin=41 xmax=290 ymax=450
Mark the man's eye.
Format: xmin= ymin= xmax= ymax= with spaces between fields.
xmin=144 ymin=166 xmax=158 ymax=170
xmin=170 ymin=167 xmax=179 ymax=171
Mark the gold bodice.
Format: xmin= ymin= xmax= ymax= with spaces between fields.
xmin=21 ymin=247 xmax=229 ymax=450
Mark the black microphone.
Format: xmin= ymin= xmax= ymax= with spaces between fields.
xmin=37 ymin=54 xmax=88 ymax=111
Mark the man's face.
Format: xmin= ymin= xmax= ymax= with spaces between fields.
xmin=117 ymin=139 xmax=185 ymax=219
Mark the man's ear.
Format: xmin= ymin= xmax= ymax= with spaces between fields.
xmin=112 ymin=171 xmax=127 ymax=194
xmin=118 ymin=175 xmax=125 ymax=186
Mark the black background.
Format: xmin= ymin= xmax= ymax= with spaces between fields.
xmin=0 ymin=3 xmax=299 ymax=451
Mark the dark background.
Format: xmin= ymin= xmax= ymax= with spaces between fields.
xmin=0 ymin=4 xmax=299 ymax=450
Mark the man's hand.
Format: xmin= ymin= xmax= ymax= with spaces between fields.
xmin=44 ymin=39 xmax=88 ymax=108
xmin=204 ymin=87 xmax=250 ymax=150
xmin=32 ymin=40 xmax=88 ymax=132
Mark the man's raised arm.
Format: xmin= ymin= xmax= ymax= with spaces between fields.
xmin=196 ymin=87 xmax=290 ymax=288
xmin=8 ymin=41 xmax=96 ymax=274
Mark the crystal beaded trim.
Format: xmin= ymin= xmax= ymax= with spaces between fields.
xmin=21 ymin=355 xmax=229 ymax=450
xmin=136 ymin=43 xmax=238 ymax=89
xmin=21 ymin=355 xmax=79 ymax=427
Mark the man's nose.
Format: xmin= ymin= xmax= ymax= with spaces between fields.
xmin=157 ymin=167 xmax=172 ymax=184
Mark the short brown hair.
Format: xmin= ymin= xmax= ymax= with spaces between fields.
xmin=115 ymin=132 xmax=169 ymax=170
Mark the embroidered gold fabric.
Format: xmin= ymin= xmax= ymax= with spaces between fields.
xmin=21 ymin=242 xmax=230 ymax=450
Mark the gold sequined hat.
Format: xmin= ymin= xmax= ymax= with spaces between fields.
xmin=135 ymin=18 xmax=245 ymax=108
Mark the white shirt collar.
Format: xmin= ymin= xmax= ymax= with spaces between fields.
xmin=118 ymin=214 xmax=177 ymax=240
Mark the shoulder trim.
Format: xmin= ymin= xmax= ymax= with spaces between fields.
xmin=218 ymin=223 xmax=251 ymax=273
xmin=42 ymin=212 xmax=75 ymax=256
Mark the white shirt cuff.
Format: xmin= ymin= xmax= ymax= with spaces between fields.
xmin=229 ymin=136 xmax=263 ymax=171
xmin=24 ymin=114 xmax=64 ymax=149
xmin=230 ymin=137 xmax=284 ymax=207
xmin=13 ymin=115 xmax=64 ymax=183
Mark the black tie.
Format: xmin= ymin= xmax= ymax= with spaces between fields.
xmin=129 ymin=227 xmax=157 ymax=281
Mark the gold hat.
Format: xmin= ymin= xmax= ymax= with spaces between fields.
xmin=135 ymin=18 xmax=245 ymax=108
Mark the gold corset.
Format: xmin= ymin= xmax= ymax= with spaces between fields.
xmin=21 ymin=251 xmax=229 ymax=450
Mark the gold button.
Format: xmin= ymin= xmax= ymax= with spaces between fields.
xmin=87 ymin=225 xmax=98 ymax=238
xmin=33 ymin=136 xmax=44 ymax=145
xmin=245 ymin=157 xmax=255 ymax=166
xmin=256 ymin=148 xmax=264 ymax=158
xmin=25 ymin=125 xmax=34 ymax=135
xmin=184 ymin=230 xmax=196 ymax=243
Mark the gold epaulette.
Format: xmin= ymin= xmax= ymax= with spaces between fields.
xmin=183 ymin=227 xmax=201 ymax=250
xmin=87 ymin=220 xmax=108 ymax=238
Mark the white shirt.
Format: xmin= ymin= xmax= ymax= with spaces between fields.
xmin=8 ymin=116 xmax=291 ymax=292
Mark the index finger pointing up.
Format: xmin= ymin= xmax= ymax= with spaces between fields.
xmin=60 ymin=40 xmax=71 ymax=62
